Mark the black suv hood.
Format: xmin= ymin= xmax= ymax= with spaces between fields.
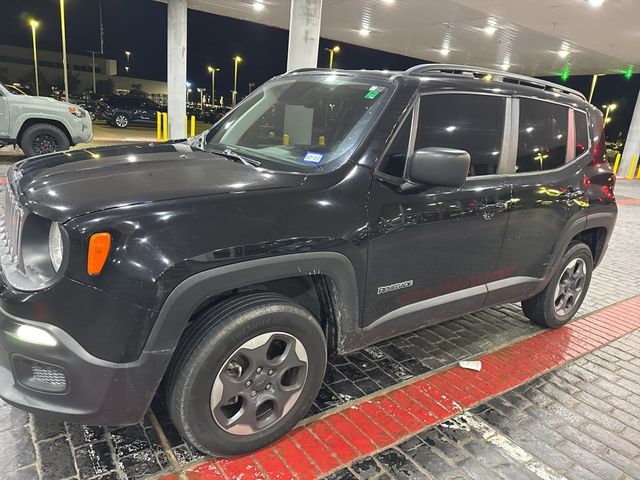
xmin=13 ymin=143 xmax=306 ymax=222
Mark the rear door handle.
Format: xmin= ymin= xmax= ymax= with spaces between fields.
xmin=477 ymin=201 xmax=509 ymax=214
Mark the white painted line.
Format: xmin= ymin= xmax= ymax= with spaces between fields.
xmin=461 ymin=412 xmax=568 ymax=480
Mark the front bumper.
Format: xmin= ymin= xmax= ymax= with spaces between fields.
xmin=69 ymin=115 xmax=93 ymax=145
xmin=0 ymin=305 xmax=171 ymax=425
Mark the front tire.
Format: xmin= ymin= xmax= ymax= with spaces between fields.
xmin=20 ymin=123 xmax=70 ymax=157
xmin=113 ymin=113 xmax=129 ymax=128
xmin=522 ymin=242 xmax=593 ymax=328
xmin=165 ymin=292 xmax=327 ymax=456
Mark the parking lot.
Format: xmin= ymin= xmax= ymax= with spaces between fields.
xmin=0 ymin=121 xmax=212 ymax=163
xmin=0 ymin=171 xmax=638 ymax=479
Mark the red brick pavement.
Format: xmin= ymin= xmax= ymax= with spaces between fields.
xmin=165 ymin=295 xmax=640 ymax=480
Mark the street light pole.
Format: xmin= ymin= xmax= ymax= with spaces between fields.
xmin=29 ymin=20 xmax=40 ymax=96
xmin=59 ymin=0 xmax=69 ymax=101
xmin=603 ymin=103 xmax=617 ymax=126
xmin=325 ymin=45 xmax=340 ymax=69
xmin=233 ymin=56 xmax=242 ymax=107
xmin=87 ymin=50 xmax=98 ymax=93
xmin=207 ymin=66 xmax=219 ymax=107
xmin=125 ymin=51 xmax=131 ymax=73
xmin=588 ymin=74 xmax=602 ymax=104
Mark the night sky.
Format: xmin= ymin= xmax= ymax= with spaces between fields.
xmin=1 ymin=0 xmax=639 ymax=137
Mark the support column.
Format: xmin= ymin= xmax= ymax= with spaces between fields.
xmin=167 ymin=0 xmax=187 ymax=139
xmin=620 ymin=91 xmax=640 ymax=177
xmin=286 ymin=0 xmax=323 ymax=72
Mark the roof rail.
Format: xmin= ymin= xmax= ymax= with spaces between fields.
xmin=406 ymin=64 xmax=587 ymax=101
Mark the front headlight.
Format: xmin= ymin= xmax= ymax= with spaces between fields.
xmin=68 ymin=106 xmax=86 ymax=118
xmin=48 ymin=222 xmax=64 ymax=271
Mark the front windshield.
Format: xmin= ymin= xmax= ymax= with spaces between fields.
xmin=205 ymin=74 xmax=392 ymax=172
xmin=3 ymin=84 xmax=28 ymax=96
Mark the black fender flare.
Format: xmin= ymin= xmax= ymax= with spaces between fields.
xmin=546 ymin=214 xmax=588 ymax=278
xmin=585 ymin=211 xmax=617 ymax=267
xmin=142 ymin=252 xmax=360 ymax=355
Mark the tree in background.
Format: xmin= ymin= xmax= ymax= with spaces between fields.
xmin=129 ymin=84 xmax=149 ymax=98
xmin=17 ymin=68 xmax=52 ymax=96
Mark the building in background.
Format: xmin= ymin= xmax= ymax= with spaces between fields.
xmin=0 ymin=44 xmax=168 ymax=104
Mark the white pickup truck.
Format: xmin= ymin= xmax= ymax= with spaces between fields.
xmin=0 ymin=83 xmax=93 ymax=157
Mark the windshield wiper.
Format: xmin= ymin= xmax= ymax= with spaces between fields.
xmin=207 ymin=148 xmax=262 ymax=167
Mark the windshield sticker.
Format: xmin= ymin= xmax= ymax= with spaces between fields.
xmin=302 ymin=152 xmax=324 ymax=164
xmin=364 ymin=86 xmax=381 ymax=100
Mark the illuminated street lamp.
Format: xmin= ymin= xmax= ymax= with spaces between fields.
xmin=59 ymin=0 xmax=69 ymax=101
xmin=603 ymin=103 xmax=617 ymax=126
xmin=207 ymin=66 xmax=220 ymax=107
xmin=325 ymin=45 xmax=340 ymax=69
xmin=232 ymin=56 xmax=242 ymax=107
xmin=197 ymin=87 xmax=206 ymax=108
xmin=28 ymin=19 xmax=40 ymax=96
xmin=124 ymin=50 xmax=131 ymax=73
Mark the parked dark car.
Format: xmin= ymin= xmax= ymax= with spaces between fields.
xmin=199 ymin=105 xmax=229 ymax=124
xmin=95 ymin=94 xmax=164 ymax=128
xmin=73 ymin=99 xmax=97 ymax=121
xmin=0 ymin=65 xmax=617 ymax=457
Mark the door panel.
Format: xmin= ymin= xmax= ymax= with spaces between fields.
xmin=365 ymin=176 xmax=510 ymax=326
xmin=491 ymin=100 xmax=590 ymax=300
xmin=364 ymin=92 xmax=511 ymax=327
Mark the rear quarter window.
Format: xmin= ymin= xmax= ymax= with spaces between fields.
xmin=575 ymin=111 xmax=589 ymax=157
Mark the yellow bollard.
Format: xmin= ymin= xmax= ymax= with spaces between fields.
xmin=191 ymin=115 xmax=196 ymax=137
xmin=636 ymin=164 xmax=640 ymax=179
xmin=162 ymin=112 xmax=168 ymax=142
xmin=626 ymin=155 xmax=638 ymax=179
xmin=319 ymin=136 xmax=325 ymax=146
xmin=185 ymin=115 xmax=188 ymax=138
xmin=156 ymin=112 xmax=162 ymax=141
xmin=612 ymin=152 xmax=621 ymax=174
xmin=283 ymin=134 xmax=289 ymax=145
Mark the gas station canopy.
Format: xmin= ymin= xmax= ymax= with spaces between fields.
xmin=184 ymin=0 xmax=639 ymax=76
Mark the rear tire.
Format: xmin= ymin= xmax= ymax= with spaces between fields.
xmin=20 ymin=123 xmax=70 ymax=157
xmin=522 ymin=242 xmax=593 ymax=328
xmin=165 ymin=292 xmax=326 ymax=456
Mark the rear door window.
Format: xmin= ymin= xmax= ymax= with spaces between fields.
xmin=516 ymin=99 xmax=569 ymax=173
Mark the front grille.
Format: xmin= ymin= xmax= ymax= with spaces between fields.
xmin=11 ymin=354 xmax=69 ymax=394
xmin=31 ymin=363 xmax=67 ymax=388
xmin=0 ymin=185 xmax=25 ymax=269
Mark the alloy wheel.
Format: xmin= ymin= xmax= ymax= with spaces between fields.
xmin=553 ymin=258 xmax=587 ymax=316
xmin=32 ymin=133 xmax=58 ymax=155
xmin=115 ymin=115 xmax=128 ymax=127
xmin=210 ymin=331 xmax=308 ymax=435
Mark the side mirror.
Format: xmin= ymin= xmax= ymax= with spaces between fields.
xmin=406 ymin=147 xmax=470 ymax=188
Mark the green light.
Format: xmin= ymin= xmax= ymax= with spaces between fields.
xmin=624 ymin=65 xmax=634 ymax=80
xmin=559 ymin=65 xmax=570 ymax=82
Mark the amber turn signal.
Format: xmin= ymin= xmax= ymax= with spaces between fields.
xmin=87 ymin=233 xmax=111 ymax=275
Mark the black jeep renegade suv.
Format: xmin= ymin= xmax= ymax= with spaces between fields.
xmin=0 ymin=65 xmax=617 ymax=456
